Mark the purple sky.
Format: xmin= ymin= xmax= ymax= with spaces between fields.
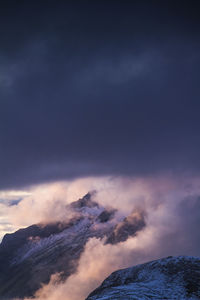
xmin=1 ymin=1 xmax=200 ymax=189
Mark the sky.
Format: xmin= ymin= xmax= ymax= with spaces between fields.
xmin=1 ymin=0 xmax=200 ymax=190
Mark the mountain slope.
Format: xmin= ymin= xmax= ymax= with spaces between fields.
xmin=86 ymin=256 xmax=200 ymax=300
xmin=0 ymin=192 xmax=145 ymax=299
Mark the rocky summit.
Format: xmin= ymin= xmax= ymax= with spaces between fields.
xmin=0 ymin=192 xmax=145 ymax=299
xmin=86 ymin=256 xmax=200 ymax=300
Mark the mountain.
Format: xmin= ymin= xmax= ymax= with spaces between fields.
xmin=0 ymin=192 xmax=146 ymax=299
xmin=86 ymin=256 xmax=200 ymax=300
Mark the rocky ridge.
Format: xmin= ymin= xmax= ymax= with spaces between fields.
xmin=0 ymin=192 xmax=145 ymax=299
xmin=86 ymin=256 xmax=200 ymax=300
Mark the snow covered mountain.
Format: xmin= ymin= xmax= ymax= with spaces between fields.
xmin=86 ymin=256 xmax=200 ymax=300
xmin=0 ymin=192 xmax=146 ymax=299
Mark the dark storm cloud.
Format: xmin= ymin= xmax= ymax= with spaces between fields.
xmin=1 ymin=0 xmax=200 ymax=188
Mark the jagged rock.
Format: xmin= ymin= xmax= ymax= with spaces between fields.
xmin=98 ymin=209 xmax=116 ymax=223
xmin=0 ymin=192 xmax=146 ymax=299
xmin=86 ymin=256 xmax=200 ymax=300
xmin=105 ymin=209 xmax=146 ymax=244
xmin=70 ymin=192 xmax=98 ymax=209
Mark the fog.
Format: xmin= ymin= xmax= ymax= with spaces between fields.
xmin=1 ymin=175 xmax=198 ymax=299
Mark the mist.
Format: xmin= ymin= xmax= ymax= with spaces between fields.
xmin=1 ymin=175 xmax=199 ymax=300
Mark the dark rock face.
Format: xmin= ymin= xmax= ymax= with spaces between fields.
xmin=98 ymin=209 xmax=116 ymax=223
xmin=105 ymin=209 xmax=146 ymax=244
xmin=1 ymin=222 xmax=73 ymax=252
xmin=0 ymin=217 xmax=85 ymax=298
xmin=86 ymin=256 xmax=200 ymax=300
xmin=70 ymin=192 xmax=98 ymax=209
xmin=0 ymin=192 xmax=146 ymax=299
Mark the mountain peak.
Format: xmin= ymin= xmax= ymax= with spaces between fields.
xmin=70 ymin=191 xmax=98 ymax=210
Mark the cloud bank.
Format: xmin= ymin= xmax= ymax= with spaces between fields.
xmin=0 ymin=175 xmax=198 ymax=300
xmin=1 ymin=1 xmax=200 ymax=189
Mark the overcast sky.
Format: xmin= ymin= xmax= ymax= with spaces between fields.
xmin=1 ymin=0 xmax=200 ymax=189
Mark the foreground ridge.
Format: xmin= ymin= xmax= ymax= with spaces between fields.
xmin=86 ymin=256 xmax=200 ymax=300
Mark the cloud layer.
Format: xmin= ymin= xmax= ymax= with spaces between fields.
xmin=1 ymin=1 xmax=200 ymax=188
xmin=13 ymin=175 xmax=198 ymax=300
xmin=0 ymin=175 xmax=199 ymax=299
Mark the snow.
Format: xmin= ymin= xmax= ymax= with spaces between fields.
xmin=86 ymin=256 xmax=200 ymax=300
